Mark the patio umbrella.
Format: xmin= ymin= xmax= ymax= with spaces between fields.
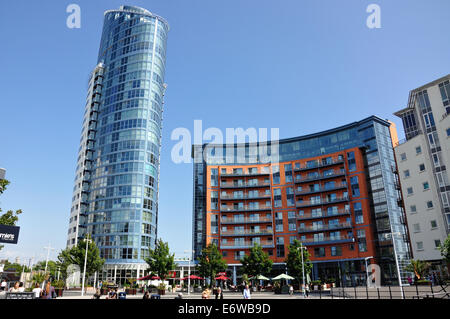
xmin=271 ymin=274 xmax=295 ymax=280
xmin=151 ymin=275 xmax=161 ymax=280
xmin=249 ymin=275 xmax=270 ymax=280
xmin=137 ymin=275 xmax=152 ymax=281
xmin=215 ymin=275 xmax=229 ymax=281
xmin=182 ymin=275 xmax=204 ymax=280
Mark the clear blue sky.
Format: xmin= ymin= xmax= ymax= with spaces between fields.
xmin=0 ymin=0 xmax=449 ymax=263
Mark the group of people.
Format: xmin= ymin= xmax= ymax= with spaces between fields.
xmin=407 ymin=272 xmax=442 ymax=286
xmin=1 ymin=279 xmax=56 ymax=299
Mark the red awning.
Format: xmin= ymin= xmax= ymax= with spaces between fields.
xmin=215 ymin=275 xmax=229 ymax=281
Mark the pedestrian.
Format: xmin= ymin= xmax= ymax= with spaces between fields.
xmin=32 ymin=283 xmax=42 ymax=299
xmin=407 ymin=276 xmax=412 ymax=285
xmin=42 ymin=281 xmax=56 ymax=299
xmin=201 ymin=287 xmax=210 ymax=299
xmin=1 ymin=279 xmax=7 ymax=291
xmin=215 ymin=287 xmax=223 ymax=299
xmin=18 ymin=282 xmax=25 ymax=292
xmin=289 ymin=285 xmax=294 ymax=296
xmin=143 ymin=290 xmax=150 ymax=299
xmin=243 ymin=285 xmax=251 ymax=299
xmin=414 ymin=274 xmax=419 ymax=286
xmin=9 ymin=282 xmax=20 ymax=292
xmin=305 ymin=284 xmax=310 ymax=298
xmin=175 ymin=292 xmax=183 ymax=299
xmin=92 ymin=288 xmax=101 ymax=299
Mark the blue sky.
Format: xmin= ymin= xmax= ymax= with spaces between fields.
xmin=0 ymin=0 xmax=449 ymax=263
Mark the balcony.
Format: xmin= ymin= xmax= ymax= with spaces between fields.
xmin=220 ymin=193 xmax=271 ymax=201
xmin=220 ymin=229 xmax=273 ymax=237
xmin=220 ymin=205 xmax=272 ymax=213
xmin=220 ymin=181 xmax=271 ymax=189
xmin=296 ymin=209 xmax=351 ymax=221
xmin=297 ymin=222 xmax=352 ymax=234
xmin=220 ymin=240 xmax=274 ymax=249
xmin=221 ymin=171 xmax=270 ymax=177
xmin=295 ymin=182 xmax=347 ymax=195
xmin=295 ymin=169 xmax=346 ymax=184
xmin=300 ymin=235 xmax=355 ymax=246
xmin=294 ymin=157 xmax=345 ymax=172
xmin=221 ymin=217 xmax=273 ymax=225
xmin=296 ymin=196 xmax=349 ymax=208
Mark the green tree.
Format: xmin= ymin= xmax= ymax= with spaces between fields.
xmin=439 ymin=235 xmax=450 ymax=263
xmin=145 ymin=238 xmax=175 ymax=281
xmin=0 ymin=179 xmax=23 ymax=251
xmin=3 ymin=261 xmax=31 ymax=277
xmin=33 ymin=260 xmax=60 ymax=279
xmin=57 ymin=235 xmax=105 ymax=280
xmin=198 ymin=243 xmax=227 ymax=287
xmin=404 ymin=259 xmax=431 ymax=280
xmin=286 ymin=239 xmax=313 ymax=285
xmin=240 ymin=243 xmax=273 ymax=280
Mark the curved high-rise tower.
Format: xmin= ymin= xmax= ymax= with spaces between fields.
xmin=66 ymin=6 xmax=169 ymax=284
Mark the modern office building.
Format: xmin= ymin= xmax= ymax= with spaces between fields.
xmin=0 ymin=168 xmax=5 ymax=180
xmin=192 ymin=116 xmax=412 ymax=286
xmin=66 ymin=6 xmax=169 ymax=284
xmin=394 ymin=75 xmax=450 ymax=274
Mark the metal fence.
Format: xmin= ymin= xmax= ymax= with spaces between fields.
xmin=330 ymin=285 xmax=450 ymax=299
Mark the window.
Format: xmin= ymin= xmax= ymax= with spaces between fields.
xmin=314 ymin=247 xmax=326 ymax=257
xmin=403 ymin=170 xmax=410 ymax=178
xmin=354 ymin=202 xmax=363 ymax=224
xmin=413 ymin=223 xmax=421 ymax=233
xmin=447 ymin=128 xmax=450 ymax=137
xmin=407 ymin=187 xmax=413 ymax=195
xmin=276 ymin=237 xmax=285 ymax=257
xmin=416 ymin=242 xmax=424 ymax=250
xmin=357 ymin=229 xmax=367 ymax=252
xmin=423 ymin=182 xmax=430 ymax=190
xmin=347 ymin=152 xmax=356 ymax=172
xmin=415 ymin=146 xmax=422 ymax=154
xmin=331 ymin=246 xmax=342 ymax=256
xmin=434 ymin=240 xmax=441 ymax=248
xmin=275 ymin=212 xmax=283 ymax=232
xmin=350 ymin=176 xmax=360 ymax=197
xmin=400 ymin=153 xmax=407 ymax=161
xmin=410 ymin=205 xmax=417 ymax=213
xmin=427 ymin=201 xmax=433 ymax=209
xmin=419 ymin=164 xmax=425 ymax=172
xmin=431 ymin=220 xmax=438 ymax=229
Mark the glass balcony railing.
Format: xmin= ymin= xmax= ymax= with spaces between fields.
xmin=220 ymin=181 xmax=271 ymax=188
xmin=297 ymin=209 xmax=351 ymax=220
xmin=295 ymin=169 xmax=346 ymax=183
xmin=294 ymin=157 xmax=345 ymax=171
xmin=220 ymin=229 xmax=274 ymax=236
xmin=220 ymin=205 xmax=272 ymax=212
xmin=300 ymin=235 xmax=354 ymax=245
xmin=221 ymin=170 xmax=270 ymax=177
xmin=220 ymin=240 xmax=274 ymax=249
xmin=220 ymin=193 xmax=271 ymax=200
xmin=297 ymin=222 xmax=352 ymax=233
xmin=221 ymin=217 xmax=273 ymax=224
xmin=296 ymin=196 xmax=349 ymax=207
xmin=295 ymin=182 xmax=347 ymax=195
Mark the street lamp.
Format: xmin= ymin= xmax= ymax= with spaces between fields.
xmin=81 ymin=236 xmax=92 ymax=297
xmin=184 ymin=250 xmax=194 ymax=296
xmin=297 ymin=243 xmax=307 ymax=298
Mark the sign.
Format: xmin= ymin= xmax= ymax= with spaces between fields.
xmin=0 ymin=225 xmax=20 ymax=244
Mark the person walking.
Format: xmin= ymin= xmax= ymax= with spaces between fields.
xmin=215 ymin=287 xmax=223 ymax=299
xmin=407 ymin=276 xmax=412 ymax=285
xmin=18 ymin=282 xmax=25 ymax=292
xmin=143 ymin=290 xmax=150 ymax=299
xmin=305 ymin=284 xmax=310 ymax=298
xmin=92 ymin=288 xmax=101 ymax=299
xmin=32 ymin=283 xmax=42 ymax=299
xmin=243 ymin=285 xmax=251 ymax=299
xmin=9 ymin=282 xmax=20 ymax=292
xmin=1 ymin=279 xmax=7 ymax=291
xmin=289 ymin=285 xmax=294 ymax=296
xmin=42 ymin=281 xmax=56 ymax=299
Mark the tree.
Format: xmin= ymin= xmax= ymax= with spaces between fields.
xmin=439 ymin=235 xmax=450 ymax=263
xmin=0 ymin=179 xmax=23 ymax=251
xmin=286 ymin=239 xmax=313 ymax=285
xmin=198 ymin=243 xmax=227 ymax=287
xmin=240 ymin=243 xmax=273 ymax=280
xmin=57 ymin=235 xmax=105 ymax=280
xmin=404 ymin=259 xmax=431 ymax=280
xmin=145 ymin=238 xmax=175 ymax=281
xmin=33 ymin=260 xmax=60 ymax=279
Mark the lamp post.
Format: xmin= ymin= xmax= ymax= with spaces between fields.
xmin=297 ymin=243 xmax=307 ymax=298
xmin=184 ymin=250 xmax=194 ymax=296
xmin=81 ymin=237 xmax=92 ymax=297
xmin=42 ymin=243 xmax=55 ymax=288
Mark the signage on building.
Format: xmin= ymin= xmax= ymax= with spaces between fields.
xmin=0 ymin=225 xmax=20 ymax=244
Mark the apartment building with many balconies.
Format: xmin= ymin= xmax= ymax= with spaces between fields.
xmin=394 ymin=74 xmax=450 ymax=275
xmin=193 ymin=116 xmax=412 ymax=286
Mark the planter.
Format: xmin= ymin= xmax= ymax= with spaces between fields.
xmin=158 ymin=289 xmax=165 ymax=295
xmin=54 ymin=288 xmax=64 ymax=297
xmin=125 ymin=288 xmax=137 ymax=295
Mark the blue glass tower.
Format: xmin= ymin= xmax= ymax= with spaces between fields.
xmin=66 ymin=6 xmax=169 ymax=284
